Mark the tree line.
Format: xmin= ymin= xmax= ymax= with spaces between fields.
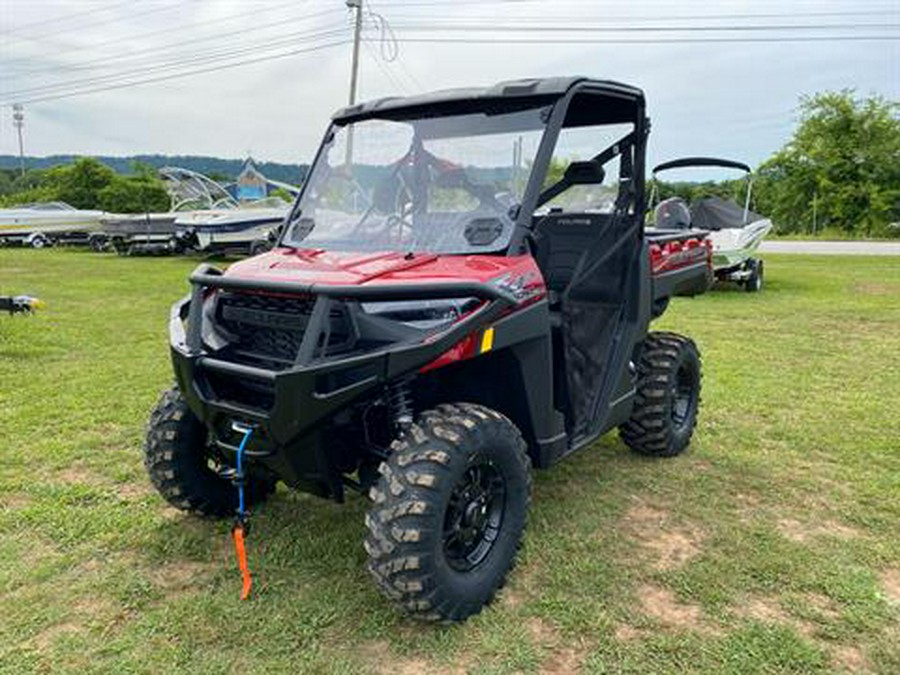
xmin=0 ymin=158 xmax=170 ymax=213
xmin=1 ymin=90 xmax=896 ymax=234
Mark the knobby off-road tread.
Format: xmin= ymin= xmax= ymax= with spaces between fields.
xmin=365 ymin=402 xmax=531 ymax=622
xmin=144 ymin=387 xmax=274 ymax=517
xmin=619 ymin=331 xmax=701 ymax=457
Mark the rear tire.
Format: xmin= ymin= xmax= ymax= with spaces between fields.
xmin=620 ymin=332 xmax=701 ymax=457
xmin=365 ymin=403 xmax=531 ymax=622
xmin=144 ymin=387 xmax=275 ymax=517
xmin=30 ymin=234 xmax=49 ymax=249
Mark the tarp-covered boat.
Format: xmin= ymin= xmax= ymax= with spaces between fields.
xmin=651 ymin=157 xmax=773 ymax=292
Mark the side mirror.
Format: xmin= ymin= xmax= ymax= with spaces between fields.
xmin=564 ymin=160 xmax=605 ymax=185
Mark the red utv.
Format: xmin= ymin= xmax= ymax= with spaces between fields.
xmin=145 ymin=77 xmax=712 ymax=622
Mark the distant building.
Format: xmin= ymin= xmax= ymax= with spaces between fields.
xmin=235 ymin=158 xmax=267 ymax=202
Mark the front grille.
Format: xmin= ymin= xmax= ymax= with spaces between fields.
xmin=214 ymin=291 xmax=354 ymax=369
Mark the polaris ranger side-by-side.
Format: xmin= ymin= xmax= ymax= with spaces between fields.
xmin=145 ymin=77 xmax=712 ymax=622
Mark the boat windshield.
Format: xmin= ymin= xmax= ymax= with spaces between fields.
xmin=282 ymin=106 xmax=548 ymax=254
xmin=12 ymin=201 xmax=76 ymax=211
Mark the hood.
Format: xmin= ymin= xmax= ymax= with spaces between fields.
xmin=224 ymin=248 xmax=544 ymax=288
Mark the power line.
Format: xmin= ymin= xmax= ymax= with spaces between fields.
xmin=378 ymin=35 xmax=900 ymax=44
xmin=1 ymin=0 xmax=133 ymax=36
xmin=1 ymin=25 xmax=351 ymax=101
xmin=3 ymin=2 xmax=182 ymax=46
xmin=4 ymin=9 xmax=348 ymax=82
xmin=362 ymin=40 xmax=409 ymax=94
xmin=386 ymin=22 xmax=899 ymax=33
xmin=384 ymin=10 xmax=899 ymax=23
xmin=2 ymin=39 xmax=351 ymax=107
xmin=1 ymin=0 xmax=306 ymax=70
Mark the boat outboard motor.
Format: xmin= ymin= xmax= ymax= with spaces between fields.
xmin=654 ymin=197 xmax=692 ymax=230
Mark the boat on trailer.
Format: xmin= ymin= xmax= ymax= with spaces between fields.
xmin=0 ymin=202 xmax=106 ymax=248
xmin=174 ymin=197 xmax=289 ymax=256
xmin=650 ymin=157 xmax=773 ymax=292
xmin=95 ymin=166 xmax=240 ymax=255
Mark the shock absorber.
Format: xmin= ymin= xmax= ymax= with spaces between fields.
xmin=388 ymin=378 xmax=415 ymax=432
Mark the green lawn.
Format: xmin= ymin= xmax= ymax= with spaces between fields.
xmin=1 ymin=249 xmax=898 ymax=674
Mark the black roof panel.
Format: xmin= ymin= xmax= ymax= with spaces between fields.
xmin=332 ymin=77 xmax=644 ymax=124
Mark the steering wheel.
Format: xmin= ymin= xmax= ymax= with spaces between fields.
xmin=350 ymin=206 xmax=414 ymax=245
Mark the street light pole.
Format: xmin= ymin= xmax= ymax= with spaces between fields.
xmin=12 ymin=104 xmax=25 ymax=177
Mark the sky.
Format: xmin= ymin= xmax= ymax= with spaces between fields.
xmin=0 ymin=0 xmax=897 ymax=177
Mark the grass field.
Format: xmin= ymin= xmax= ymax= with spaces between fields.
xmin=1 ymin=249 xmax=898 ymax=674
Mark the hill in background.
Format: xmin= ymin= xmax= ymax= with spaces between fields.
xmin=0 ymin=154 xmax=308 ymax=185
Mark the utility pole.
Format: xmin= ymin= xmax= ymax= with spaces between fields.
xmin=12 ymin=104 xmax=25 ymax=177
xmin=345 ymin=0 xmax=363 ymax=165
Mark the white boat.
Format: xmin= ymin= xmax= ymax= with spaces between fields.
xmin=174 ymin=197 xmax=289 ymax=255
xmin=95 ymin=166 xmax=241 ymax=254
xmin=650 ymin=157 xmax=773 ymax=292
xmin=95 ymin=167 xmax=299 ymax=256
xmin=0 ymin=201 xmax=106 ymax=247
xmin=97 ymin=212 xmax=182 ymax=254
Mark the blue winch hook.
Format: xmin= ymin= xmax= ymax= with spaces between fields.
xmin=231 ymin=422 xmax=255 ymax=521
xmin=230 ymin=421 xmax=256 ymax=600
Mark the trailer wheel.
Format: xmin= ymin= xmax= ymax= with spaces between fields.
xmin=144 ymin=387 xmax=275 ymax=517
xmin=249 ymin=240 xmax=270 ymax=256
xmin=30 ymin=234 xmax=49 ymax=249
xmin=620 ymin=332 xmax=701 ymax=457
xmin=745 ymin=259 xmax=763 ymax=292
xmin=365 ymin=403 xmax=531 ymax=622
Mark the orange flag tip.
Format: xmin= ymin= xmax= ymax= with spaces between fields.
xmin=232 ymin=525 xmax=253 ymax=601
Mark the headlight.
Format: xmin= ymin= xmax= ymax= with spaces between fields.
xmin=361 ymin=297 xmax=480 ymax=330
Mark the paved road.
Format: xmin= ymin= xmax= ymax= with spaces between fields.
xmin=759 ymin=241 xmax=900 ymax=256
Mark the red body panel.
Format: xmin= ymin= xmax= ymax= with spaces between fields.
xmin=224 ymin=248 xmax=547 ymax=373
xmin=649 ymin=235 xmax=712 ymax=274
xmin=222 ymin=240 xmax=706 ymax=373
xmin=225 ymin=248 xmax=545 ymax=288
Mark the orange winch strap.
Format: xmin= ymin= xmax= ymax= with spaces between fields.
xmin=232 ymin=525 xmax=252 ymax=601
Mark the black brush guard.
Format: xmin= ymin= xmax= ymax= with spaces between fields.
xmin=169 ymin=264 xmax=516 ymax=498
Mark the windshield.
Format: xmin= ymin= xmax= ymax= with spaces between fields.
xmin=282 ymin=106 xmax=549 ymax=253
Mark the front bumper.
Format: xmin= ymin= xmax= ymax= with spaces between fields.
xmin=169 ymin=264 xmax=516 ymax=497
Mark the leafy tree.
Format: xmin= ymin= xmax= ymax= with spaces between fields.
xmin=0 ymin=183 xmax=58 ymax=207
xmin=653 ymin=180 xmax=744 ymax=205
xmin=755 ymin=90 xmax=900 ymax=235
xmin=0 ymin=157 xmax=173 ymax=212
xmin=34 ymin=157 xmax=117 ymax=209
xmin=97 ymin=175 xmax=170 ymax=213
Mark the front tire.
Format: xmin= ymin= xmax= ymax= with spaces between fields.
xmin=365 ymin=403 xmax=532 ymax=622
xmin=144 ymin=387 xmax=275 ymax=517
xmin=620 ymin=332 xmax=701 ymax=457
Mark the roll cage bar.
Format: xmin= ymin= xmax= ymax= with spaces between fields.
xmin=278 ymin=78 xmax=648 ymax=255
